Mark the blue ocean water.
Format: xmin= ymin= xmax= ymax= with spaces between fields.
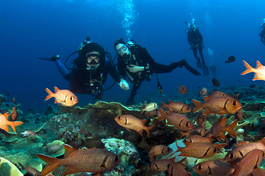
xmin=1 ymin=0 xmax=265 ymax=112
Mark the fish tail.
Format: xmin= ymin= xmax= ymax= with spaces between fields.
xmin=9 ymin=121 xmax=23 ymax=134
xmin=191 ymin=99 xmax=203 ymax=113
xmin=36 ymin=154 xmax=60 ymax=175
xmin=145 ymin=125 xmax=154 ymax=138
xmin=160 ymin=101 xmax=167 ymax=109
xmin=241 ymin=60 xmax=254 ymax=75
xmin=226 ymin=120 xmax=238 ymax=138
xmin=45 ymin=88 xmax=54 ymax=101
xmin=158 ymin=108 xmax=167 ymax=121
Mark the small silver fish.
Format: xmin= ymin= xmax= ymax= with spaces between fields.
xmin=141 ymin=102 xmax=158 ymax=115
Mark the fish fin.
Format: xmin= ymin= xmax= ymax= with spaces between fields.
xmin=63 ymin=166 xmax=78 ymax=176
xmin=18 ymin=163 xmax=25 ymax=170
xmin=191 ymin=99 xmax=203 ymax=113
xmin=203 ymin=108 xmax=212 ymax=114
xmin=144 ymin=125 xmax=154 ymax=138
xmin=168 ymin=108 xmax=174 ymax=114
xmin=140 ymin=110 xmax=144 ymax=115
xmin=54 ymin=86 xmax=60 ymax=93
xmin=45 ymin=88 xmax=54 ymax=101
xmin=213 ymin=143 xmax=227 ymax=150
xmin=256 ymin=60 xmax=263 ymax=68
xmin=54 ymin=100 xmax=59 ymax=104
xmin=203 ymin=96 xmax=211 ymax=103
xmin=252 ymin=74 xmax=263 ymax=81
xmin=168 ymin=99 xmax=174 ymax=104
xmin=36 ymin=154 xmax=60 ymax=175
xmin=160 ymin=101 xmax=167 ymax=109
xmin=169 ymin=157 xmax=176 ymax=162
xmin=234 ymin=141 xmax=249 ymax=147
xmin=180 ymin=131 xmax=188 ymax=138
xmin=136 ymin=129 xmax=143 ymax=136
xmin=220 ymin=117 xmax=227 ymax=127
xmin=64 ymin=144 xmax=77 ymax=158
xmin=176 ymin=157 xmax=186 ymax=167
xmin=3 ymin=113 xmax=9 ymax=119
xmin=9 ymin=121 xmax=23 ymax=134
xmin=1 ymin=125 xmax=10 ymax=133
xmin=241 ymin=60 xmax=253 ymax=75
xmin=158 ymin=108 xmax=167 ymax=121
xmin=226 ymin=120 xmax=238 ymax=138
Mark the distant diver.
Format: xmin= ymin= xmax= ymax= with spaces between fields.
xmin=259 ymin=18 xmax=265 ymax=45
xmin=186 ymin=18 xmax=209 ymax=76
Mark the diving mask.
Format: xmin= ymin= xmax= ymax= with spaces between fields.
xmin=115 ymin=44 xmax=129 ymax=56
xmin=85 ymin=53 xmax=100 ymax=71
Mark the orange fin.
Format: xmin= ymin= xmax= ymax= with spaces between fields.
xmin=191 ymin=99 xmax=203 ymax=113
xmin=203 ymin=96 xmax=211 ymax=103
xmin=226 ymin=120 xmax=238 ymax=137
xmin=241 ymin=60 xmax=253 ymax=75
xmin=9 ymin=121 xmax=23 ymax=134
xmin=160 ymin=101 xmax=167 ymax=109
xmin=45 ymin=88 xmax=54 ymax=101
xmin=36 ymin=154 xmax=60 ymax=176
xmin=54 ymin=86 xmax=60 ymax=93
xmin=144 ymin=125 xmax=154 ymax=138
xmin=64 ymin=144 xmax=77 ymax=158
xmin=220 ymin=117 xmax=227 ymax=127
xmin=256 ymin=60 xmax=263 ymax=68
xmin=158 ymin=108 xmax=167 ymax=121
xmin=1 ymin=125 xmax=10 ymax=133
xmin=167 ymin=108 xmax=174 ymax=114
xmin=3 ymin=113 xmax=9 ymax=119
xmin=168 ymin=99 xmax=174 ymax=104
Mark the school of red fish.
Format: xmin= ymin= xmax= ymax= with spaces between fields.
xmin=1 ymin=60 xmax=265 ymax=176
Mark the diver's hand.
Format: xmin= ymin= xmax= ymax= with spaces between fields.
xmin=127 ymin=65 xmax=144 ymax=73
xmin=119 ymin=79 xmax=129 ymax=90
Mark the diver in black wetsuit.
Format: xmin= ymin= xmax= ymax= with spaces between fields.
xmin=39 ymin=38 xmax=129 ymax=99
xmin=260 ymin=22 xmax=265 ymax=45
xmin=187 ymin=23 xmax=209 ymax=76
xmin=114 ymin=38 xmax=201 ymax=105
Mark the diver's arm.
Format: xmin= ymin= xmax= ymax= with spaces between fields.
xmin=55 ymin=59 xmax=71 ymax=80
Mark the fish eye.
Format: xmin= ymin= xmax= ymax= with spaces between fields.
xmin=148 ymin=164 xmax=152 ymax=168
xmin=118 ymin=116 xmax=121 ymax=119
xmin=228 ymin=153 xmax=234 ymax=159
xmin=70 ymin=96 xmax=73 ymax=100
xmin=114 ymin=155 xmax=119 ymax=162
xmin=197 ymin=164 xmax=202 ymax=170
xmin=186 ymin=122 xmax=190 ymax=127
xmin=232 ymin=100 xmax=237 ymax=106
xmin=214 ymin=148 xmax=217 ymax=153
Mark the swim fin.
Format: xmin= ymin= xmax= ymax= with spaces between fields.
xmin=38 ymin=55 xmax=60 ymax=61
xmin=203 ymin=65 xmax=209 ymax=76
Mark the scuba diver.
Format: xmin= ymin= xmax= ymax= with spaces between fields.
xmin=186 ymin=19 xmax=209 ymax=76
xmin=114 ymin=38 xmax=201 ymax=105
xmin=38 ymin=37 xmax=129 ymax=99
xmin=259 ymin=18 xmax=265 ymax=45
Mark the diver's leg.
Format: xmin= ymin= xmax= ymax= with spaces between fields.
xmin=153 ymin=61 xmax=200 ymax=75
xmin=126 ymin=83 xmax=141 ymax=105
xmin=193 ymin=48 xmax=202 ymax=68
xmin=198 ymin=46 xmax=209 ymax=76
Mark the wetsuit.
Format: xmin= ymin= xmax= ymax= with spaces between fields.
xmin=55 ymin=57 xmax=121 ymax=97
xmin=117 ymin=46 xmax=190 ymax=105
xmin=187 ymin=29 xmax=205 ymax=67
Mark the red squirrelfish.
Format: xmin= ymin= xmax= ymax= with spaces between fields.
xmin=161 ymin=100 xmax=191 ymax=113
xmin=45 ymin=86 xmax=78 ymax=107
xmin=37 ymin=144 xmax=120 ymax=176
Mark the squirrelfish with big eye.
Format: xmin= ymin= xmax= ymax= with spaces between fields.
xmin=45 ymin=86 xmax=78 ymax=107
xmin=161 ymin=100 xmax=191 ymax=114
xmin=149 ymin=145 xmax=172 ymax=161
xmin=158 ymin=108 xmax=193 ymax=131
xmin=193 ymin=159 xmax=234 ymax=176
xmin=233 ymin=149 xmax=264 ymax=176
xmin=192 ymin=96 xmax=242 ymax=115
xmin=225 ymin=138 xmax=265 ymax=164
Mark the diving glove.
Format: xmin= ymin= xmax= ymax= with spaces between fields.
xmin=119 ymin=79 xmax=129 ymax=90
xmin=38 ymin=55 xmax=60 ymax=61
